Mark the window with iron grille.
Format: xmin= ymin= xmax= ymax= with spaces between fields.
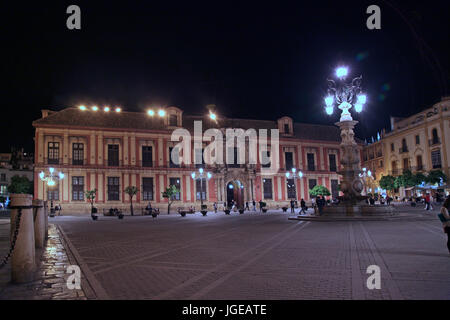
xmin=169 ymin=178 xmax=181 ymax=200
xmin=329 ymin=154 xmax=337 ymax=172
xmin=169 ymin=147 xmax=180 ymax=168
xmin=72 ymin=176 xmax=84 ymax=201
xmin=142 ymin=177 xmax=154 ymax=201
xmin=72 ymin=143 xmax=84 ymax=165
xmin=108 ymin=144 xmax=119 ymax=166
xmin=107 ymin=177 xmax=120 ymax=201
xmin=261 ymin=151 xmax=271 ymax=168
xmin=196 ymin=178 xmax=206 ymax=200
xmin=286 ymin=178 xmax=296 ymax=199
xmin=431 ymin=149 xmax=442 ymax=169
xmin=142 ymin=146 xmax=153 ymax=167
xmin=285 ymin=152 xmax=293 ymax=171
xmin=308 ymin=179 xmax=317 ymax=197
xmin=48 ymin=142 xmax=59 ymax=164
xmin=331 ymin=179 xmax=339 ymax=198
xmin=307 ymin=153 xmax=315 ymax=171
xmin=47 ymin=185 xmax=59 ymax=201
xmin=263 ymin=178 xmax=273 ymax=199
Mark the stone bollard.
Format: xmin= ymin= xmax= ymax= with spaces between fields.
xmin=33 ymin=199 xmax=45 ymax=248
xmin=44 ymin=200 xmax=49 ymax=239
xmin=10 ymin=194 xmax=35 ymax=283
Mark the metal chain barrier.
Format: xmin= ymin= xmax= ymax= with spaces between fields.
xmin=0 ymin=205 xmax=34 ymax=269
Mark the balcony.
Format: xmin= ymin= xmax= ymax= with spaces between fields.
xmin=429 ymin=138 xmax=441 ymax=146
xmin=47 ymin=158 xmax=60 ymax=165
xmin=104 ymin=159 xmax=123 ymax=167
xmin=398 ymin=147 xmax=408 ymax=154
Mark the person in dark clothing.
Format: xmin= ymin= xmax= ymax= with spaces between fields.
xmin=245 ymin=201 xmax=250 ymax=211
xmin=259 ymin=200 xmax=263 ymax=212
xmin=299 ymin=198 xmax=307 ymax=214
xmin=252 ymin=200 xmax=256 ymax=211
xmin=317 ymin=196 xmax=325 ymax=215
xmin=439 ymin=197 xmax=450 ymax=253
xmin=290 ymin=200 xmax=295 ymax=213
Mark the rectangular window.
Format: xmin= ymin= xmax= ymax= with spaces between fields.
xmin=142 ymin=146 xmax=153 ymax=167
xmin=331 ymin=179 xmax=339 ymax=199
xmin=284 ymin=124 xmax=289 ymax=134
xmin=431 ymin=150 xmax=442 ymax=169
xmin=0 ymin=185 xmax=7 ymax=195
xmin=416 ymin=155 xmax=423 ymax=170
xmin=194 ymin=148 xmax=204 ymax=168
xmin=72 ymin=143 xmax=84 ymax=165
xmin=285 ymin=152 xmax=293 ymax=171
xmin=307 ymin=153 xmax=315 ymax=171
xmin=47 ymin=184 xmax=59 ymax=201
xmin=107 ymin=177 xmax=120 ymax=201
xmin=329 ymin=154 xmax=337 ymax=172
xmin=261 ymin=151 xmax=271 ymax=168
xmin=48 ymin=142 xmax=59 ymax=164
xmin=0 ymin=173 xmax=5 ymax=182
xmin=169 ymin=114 xmax=177 ymax=126
xmin=196 ymin=178 xmax=207 ymax=200
xmin=108 ymin=144 xmax=119 ymax=166
xmin=308 ymin=179 xmax=317 ymax=197
xmin=286 ymin=178 xmax=296 ymax=199
xmin=263 ymin=178 xmax=273 ymax=199
xmin=169 ymin=147 xmax=180 ymax=168
xmin=415 ymin=135 xmax=420 ymax=145
xmin=403 ymin=158 xmax=409 ymax=170
xmin=391 ymin=143 xmax=394 ymax=152
xmin=169 ymin=177 xmax=181 ymax=200
xmin=142 ymin=177 xmax=154 ymax=201
xmin=72 ymin=176 xmax=84 ymax=201
xmin=391 ymin=161 xmax=398 ymax=175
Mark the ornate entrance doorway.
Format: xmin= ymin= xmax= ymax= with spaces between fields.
xmin=226 ymin=180 xmax=245 ymax=208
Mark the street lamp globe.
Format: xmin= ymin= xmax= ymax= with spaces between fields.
xmin=336 ymin=66 xmax=348 ymax=79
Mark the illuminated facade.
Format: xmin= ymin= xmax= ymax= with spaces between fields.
xmin=33 ymin=106 xmax=349 ymax=214
xmin=362 ymin=97 xmax=450 ymax=195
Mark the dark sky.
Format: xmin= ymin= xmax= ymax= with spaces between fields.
xmin=3 ymin=0 xmax=450 ymax=153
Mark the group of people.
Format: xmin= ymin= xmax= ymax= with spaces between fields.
xmin=439 ymin=197 xmax=450 ymax=253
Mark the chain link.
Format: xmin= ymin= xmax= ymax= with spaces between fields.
xmin=0 ymin=208 xmax=22 ymax=269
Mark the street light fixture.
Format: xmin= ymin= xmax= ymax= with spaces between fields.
xmin=191 ymin=168 xmax=212 ymax=209
xmin=158 ymin=109 xmax=166 ymax=117
xmin=285 ymin=168 xmax=303 ymax=205
xmin=39 ymin=167 xmax=65 ymax=187
xmin=147 ymin=109 xmax=155 ymax=116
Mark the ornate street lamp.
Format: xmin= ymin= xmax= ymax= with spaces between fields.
xmin=324 ymin=66 xmax=367 ymax=202
xmin=191 ymin=168 xmax=212 ymax=208
xmin=285 ymin=168 xmax=303 ymax=202
xmin=359 ymin=167 xmax=373 ymax=196
xmin=39 ymin=167 xmax=65 ymax=214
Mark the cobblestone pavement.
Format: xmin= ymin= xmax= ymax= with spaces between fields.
xmin=0 ymin=222 xmax=89 ymax=300
xmin=46 ymin=209 xmax=449 ymax=300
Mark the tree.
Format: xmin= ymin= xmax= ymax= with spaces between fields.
xmin=124 ymin=186 xmax=139 ymax=216
xmin=379 ymin=175 xmax=396 ymax=195
xmin=162 ymin=185 xmax=179 ymax=214
xmin=8 ymin=175 xmax=32 ymax=194
xmin=413 ymin=172 xmax=427 ymax=186
xmin=394 ymin=170 xmax=416 ymax=188
xmin=85 ymin=189 xmax=97 ymax=213
xmin=426 ymin=170 xmax=447 ymax=185
xmin=309 ymin=185 xmax=331 ymax=197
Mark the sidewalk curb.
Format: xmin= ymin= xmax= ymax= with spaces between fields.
xmin=56 ymin=224 xmax=110 ymax=300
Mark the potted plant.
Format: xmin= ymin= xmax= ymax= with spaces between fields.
xmin=201 ymin=204 xmax=208 ymax=216
xmin=260 ymin=201 xmax=268 ymax=213
xmin=85 ymin=188 xmax=98 ymax=219
xmin=124 ymin=186 xmax=139 ymax=216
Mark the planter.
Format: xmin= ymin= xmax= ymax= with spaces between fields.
xmin=262 ymin=208 xmax=268 ymax=213
xmin=281 ymin=207 xmax=288 ymax=212
xmin=224 ymin=210 xmax=230 ymax=215
xmin=201 ymin=210 xmax=208 ymax=216
xmin=239 ymin=209 xmax=244 ymax=214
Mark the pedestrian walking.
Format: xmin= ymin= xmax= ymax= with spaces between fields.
xmin=245 ymin=201 xmax=250 ymax=211
xmin=438 ymin=197 xmax=450 ymax=253
xmin=299 ymin=198 xmax=307 ymax=214
xmin=290 ymin=200 xmax=295 ymax=213
xmin=317 ymin=196 xmax=325 ymax=215
xmin=259 ymin=200 xmax=263 ymax=212
xmin=252 ymin=200 xmax=256 ymax=211
xmin=213 ymin=202 xmax=217 ymax=213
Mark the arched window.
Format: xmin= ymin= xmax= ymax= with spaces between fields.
xmin=432 ymin=128 xmax=439 ymax=144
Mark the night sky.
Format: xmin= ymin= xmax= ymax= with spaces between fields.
xmin=3 ymin=0 xmax=450 ymax=153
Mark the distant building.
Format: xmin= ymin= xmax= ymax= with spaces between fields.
xmin=362 ymin=97 xmax=450 ymax=196
xmin=0 ymin=148 xmax=34 ymax=205
xmin=32 ymin=106 xmax=356 ymax=214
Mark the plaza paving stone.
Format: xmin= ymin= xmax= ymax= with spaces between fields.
xmin=1 ymin=207 xmax=449 ymax=300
